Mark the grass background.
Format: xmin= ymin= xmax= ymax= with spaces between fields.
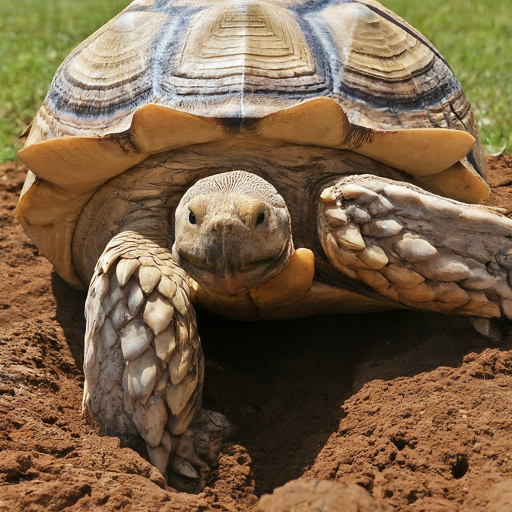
xmin=0 ymin=0 xmax=510 ymax=162
xmin=0 ymin=0 xmax=129 ymax=161
xmin=384 ymin=0 xmax=512 ymax=156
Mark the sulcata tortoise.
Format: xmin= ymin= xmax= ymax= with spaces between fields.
xmin=16 ymin=0 xmax=512 ymax=491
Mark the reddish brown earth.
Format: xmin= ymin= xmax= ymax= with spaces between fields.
xmin=1 ymin=156 xmax=512 ymax=511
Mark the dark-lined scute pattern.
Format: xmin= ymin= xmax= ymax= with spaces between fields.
xmin=44 ymin=10 xmax=169 ymax=136
xmin=33 ymin=0 xmax=477 ymax=165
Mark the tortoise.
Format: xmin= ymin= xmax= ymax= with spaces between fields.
xmin=16 ymin=0 xmax=512 ymax=492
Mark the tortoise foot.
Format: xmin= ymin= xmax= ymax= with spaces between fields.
xmin=318 ymin=175 xmax=512 ymax=319
xmin=166 ymin=409 xmax=233 ymax=493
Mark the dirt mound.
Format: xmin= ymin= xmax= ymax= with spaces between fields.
xmin=1 ymin=157 xmax=512 ymax=511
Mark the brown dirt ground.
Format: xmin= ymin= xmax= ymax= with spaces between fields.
xmin=1 ymin=156 xmax=512 ymax=511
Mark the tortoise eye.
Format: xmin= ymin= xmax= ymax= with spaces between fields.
xmin=189 ymin=210 xmax=196 ymax=225
xmin=256 ymin=212 xmax=265 ymax=226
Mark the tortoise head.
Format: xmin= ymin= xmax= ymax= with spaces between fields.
xmin=173 ymin=171 xmax=293 ymax=294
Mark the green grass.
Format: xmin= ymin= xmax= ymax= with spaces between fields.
xmin=0 ymin=0 xmax=130 ymax=161
xmin=382 ymin=0 xmax=512 ymax=155
xmin=0 ymin=0 xmax=510 ymax=162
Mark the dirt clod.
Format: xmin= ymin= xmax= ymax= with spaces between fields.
xmin=1 ymin=157 xmax=512 ymax=511
xmin=255 ymin=480 xmax=392 ymax=511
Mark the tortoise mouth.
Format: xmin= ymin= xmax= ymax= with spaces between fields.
xmin=174 ymin=240 xmax=293 ymax=295
xmin=176 ymin=249 xmax=216 ymax=271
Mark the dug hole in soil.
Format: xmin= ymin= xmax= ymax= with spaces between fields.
xmin=1 ymin=156 xmax=512 ymax=511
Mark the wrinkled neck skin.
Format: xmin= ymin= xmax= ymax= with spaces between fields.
xmin=172 ymin=171 xmax=294 ymax=295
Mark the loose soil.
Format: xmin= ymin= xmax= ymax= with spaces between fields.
xmin=1 ymin=156 xmax=512 ymax=511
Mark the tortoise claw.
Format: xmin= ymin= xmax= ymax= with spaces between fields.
xmin=469 ymin=317 xmax=502 ymax=341
xmin=167 ymin=409 xmax=233 ymax=493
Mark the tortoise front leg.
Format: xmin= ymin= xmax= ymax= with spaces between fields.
xmin=83 ymin=228 xmax=230 ymax=492
xmin=318 ymin=175 xmax=512 ymax=321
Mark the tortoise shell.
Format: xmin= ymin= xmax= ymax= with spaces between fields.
xmin=16 ymin=0 xmax=488 ymax=288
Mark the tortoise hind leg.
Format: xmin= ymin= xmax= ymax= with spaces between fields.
xmin=318 ymin=174 xmax=512 ymax=320
xmin=83 ymin=228 xmax=231 ymax=492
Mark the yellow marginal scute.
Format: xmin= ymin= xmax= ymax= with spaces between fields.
xmin=414 ymin=160 xmax=490 ymax=203
xmin=16 ymin=178 xmax=89 ymax=289
xmin=17 ymin=105 xmax=227 ymax=194
xmin=130 ymin=105 xmax=226 ymax=154
xmin=255 ymin=97 xmax=475 ymax=178
xmin=351 ymin=128 xmax=475 ymax=177
xmin=257 ymin=98 xmax=350 ymax=147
